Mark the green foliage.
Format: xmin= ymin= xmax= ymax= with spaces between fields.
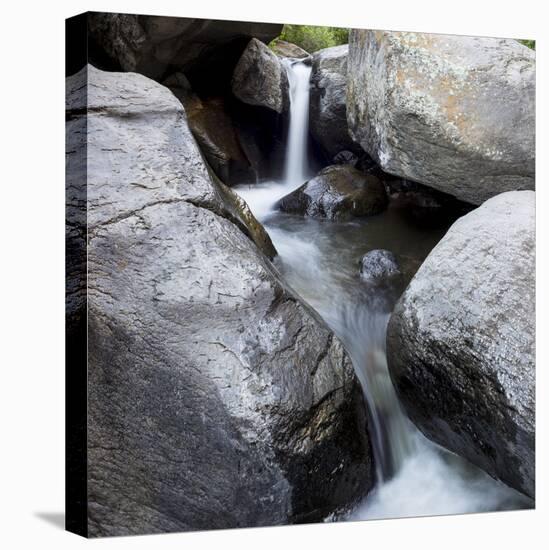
xmin=518 ymin=39 xmax=535 ymax=50
xmin=273 ymin=25 xmax=349 ymax=53
xmin=329 ymin=27 xmax=350 ymax=46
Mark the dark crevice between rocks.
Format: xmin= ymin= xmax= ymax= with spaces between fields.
xmin=166 ymin=76 xmax=290 ymax=187
xmin=226 ymin=97 xmax=289 ymax=184
xmin=307 ymin=132 xmax=332 ymax=176
xmin=182 ymin=36 xmax=253 ymax=96
xmin=383 ymin=178 xmax=475 ymax=230
xmin=87 ymin=26 xmax=123 ymax=74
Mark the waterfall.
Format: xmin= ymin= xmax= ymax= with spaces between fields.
xmin=338 ymin=305 xmax=414 ymax=482
xmin=282 ymin=59 xmax=312 ymax=186
xmin=233 ymin=55 xmax=529 ymax=522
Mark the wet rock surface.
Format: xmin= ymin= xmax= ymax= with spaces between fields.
xmin=386 ymin=191 xmax=535 ymax=498
xmin=359 ymin=250 xmax=400 ymax=282
xmin=277 ymin=165 xmax=388 ymax=220
xmin=347 ymin=31 xmax=535 ymax=205
xmin=67 ymin=65 xmax=374 ymax=536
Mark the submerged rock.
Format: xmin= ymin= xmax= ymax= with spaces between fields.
xmin=387 ymin=191 xmax=535 ymax=498
xmin=270 ymin=39 xmax=310 ymax=59
xmin=277 ymin=165 xmax=388 ymax=221
xmin=68 ymin=65 xmax=374 ymax=536
xmin=310 ymin=45 xmax=359 ymax=158
xmin=359 ymin=250 xmax=400 ymax=282
xmin=232 ymin=38 xmax=290 ymax=114
xmin=347 ymin=31 xmax=535 ymax=205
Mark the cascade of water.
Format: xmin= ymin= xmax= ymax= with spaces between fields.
xmin=282 ymin=59 xmax=312 ymax=186
xmin=335 ymin=303 xmax=414 ymax=481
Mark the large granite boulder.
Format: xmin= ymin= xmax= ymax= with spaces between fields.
xmin=270 ymin=39 xmax=310 ymax=59
xmin=277 ymin=165 xmax=388 ymax=220
xmin=347 ymin=31 xmax=535 ymax=205
xmin=387 ymin=191 xmax=535 ymax=498
xmin=88 ymin=13 xmax=283 ymax=84
xmin=310 ymin=45 xmax=359 ymax=158
xmin=67 ymin=65 xmax=374 ymax=536
xmin=232 ymin=38 xmax=290 ymax=114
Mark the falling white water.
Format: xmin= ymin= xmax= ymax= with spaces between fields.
xmin=237 ymin=59 xmax=313 ymax=221
xmin=234 ymin=59 xmax=532 ymax=521
xmin=282 ymin=59 xmax=312 ymax=186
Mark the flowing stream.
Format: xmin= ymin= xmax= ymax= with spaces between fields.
xmin=235 ymin=59 xmax=530 ymax=520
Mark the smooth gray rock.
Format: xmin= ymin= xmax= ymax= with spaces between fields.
xmin=277 ymin=165 xmax=388 ymax=221
xmin=270 ymin=39 xmax=310 ymax=59
xmin=67 ymin=65 xmax=374 ymax=536
xmin=232 ymin=38 xmax=290 ymax=114
xmin=88 ymin=13 xmax=283 ymax=81
xmin=359 ymin=250 xmax=400 ymax=281
xmin=310 ymin=45 xmax=359 ymax=158
xmin=347 ymin=31 xmax=535 ymax=205
xmin=387 ymin=190 xmax=535 ymax=498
